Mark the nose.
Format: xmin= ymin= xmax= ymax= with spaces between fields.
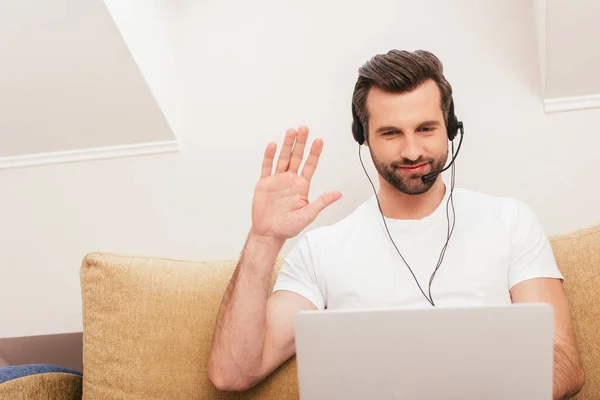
xmin=399 ymin=133 xmax=422 ymax=162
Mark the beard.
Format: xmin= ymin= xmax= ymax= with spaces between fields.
xmin=370 ymin=148 xmax=448 ymax=195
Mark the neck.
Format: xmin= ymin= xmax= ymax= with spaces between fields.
xmin=377 ymin=177 xmax=446 ymax=220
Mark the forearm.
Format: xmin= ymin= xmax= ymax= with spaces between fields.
xmin=552 ymin=342 xmax=585 ymax=400
xmin=208 ymin=232 xmax=284 ymax=388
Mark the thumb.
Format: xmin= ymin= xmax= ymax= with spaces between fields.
xmin=300 ymin=191 xmax=342 ymax=222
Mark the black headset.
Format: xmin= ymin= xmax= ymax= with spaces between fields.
xmin=354 ymin=97 xmax=463 ymax=307
xmin=352 ymin=98 xmax=460 ymax=145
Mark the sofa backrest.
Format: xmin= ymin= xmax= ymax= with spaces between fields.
xmin=80 ymin=225 xmax=600 ymax=400
xmin=80 ymin=253 xmax=296 ymax=400
xmin=548 ymin=225 xmax=600 ymax=399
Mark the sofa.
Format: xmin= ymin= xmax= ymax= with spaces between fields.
xmin=1 ymin=224 xmax=599 ymax=399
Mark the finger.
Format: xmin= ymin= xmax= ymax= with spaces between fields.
xmin=288 ymin=125 xmax=309 ymax=174
xmin=300 ymin=191 xmax=343 ymax=222
xmin=300 ymin=138 xmax=323 ymax=181
xmin=261 ymin=142 xmax=277 ymax=178
xmin=275 ymin=129 xmax=297 ymax=173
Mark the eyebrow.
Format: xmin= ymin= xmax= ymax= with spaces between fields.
xmin=418 ymin=120 xmax=442 ymax=127
xmin=374 ymin=120 xmax=441 ymax=134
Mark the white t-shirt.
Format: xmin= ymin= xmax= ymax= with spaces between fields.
xmin=272 ymin=186 xmax=563 ymax=309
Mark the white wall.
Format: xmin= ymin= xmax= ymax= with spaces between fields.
xmin=1 ymin=0 xmax=600 ymax=338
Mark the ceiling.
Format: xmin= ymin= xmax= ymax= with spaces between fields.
xmin=0 ymin=0 xmax=597 ymax=169
xmin=0 ymin=0 xmax=176 ymax=168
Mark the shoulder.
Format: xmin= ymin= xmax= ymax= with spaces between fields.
xmin=452 ymin=187 xmax=544 ymax=232
xmin=453 ymin=187 xmax=517 ymax=207
xmin=453 ymin=187 xmax=532 ymax=215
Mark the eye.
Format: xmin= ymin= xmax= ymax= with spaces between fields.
xmin=418 ymin=126 xmax=436 ymax=133
xmin=382 ymin=130 xmax=397 ymax=136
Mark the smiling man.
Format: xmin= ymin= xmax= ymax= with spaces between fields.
xmin=208 ymin=49 xmax=585 ymax=399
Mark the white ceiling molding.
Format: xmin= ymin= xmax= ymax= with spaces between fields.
xmin=0 ymin=139 xmax=179 ymax=170
xmin=0 ymin=0 xmax=178 ymax=168
xmin=544 ymin=94 xmax=600 ymax=113
xmin=535 ymin=0 xmax=600 ymax=112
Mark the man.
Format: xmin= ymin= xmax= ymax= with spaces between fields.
xmin=208 ymin=49 xmax=585 ymax=399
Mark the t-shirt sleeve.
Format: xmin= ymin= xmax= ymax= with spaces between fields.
xmin=508 ymin=199 xmax=564 ymax=289
xmin=272 ymin=233 xmax=325 ymax=310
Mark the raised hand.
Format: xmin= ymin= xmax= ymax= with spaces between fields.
xmin=250 ymin=126 xmax=342 ymax=242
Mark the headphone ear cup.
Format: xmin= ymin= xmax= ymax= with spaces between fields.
xmin=352 ymin=104 xmax=365 ymax=145
xmin=446 ymin=99 xmax=459 ymax=141
xmin=447 ymin=114 xmax=458 ymax=141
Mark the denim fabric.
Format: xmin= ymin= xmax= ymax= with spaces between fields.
xmin=0 ymin=364 xmax=82 ymax=384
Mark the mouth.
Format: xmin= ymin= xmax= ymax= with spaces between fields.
xmin=396 ymin=163 xmax=428 ymax=173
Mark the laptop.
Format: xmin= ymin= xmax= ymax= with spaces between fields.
xmin=294 ymin=303 xmax=554 ymax=400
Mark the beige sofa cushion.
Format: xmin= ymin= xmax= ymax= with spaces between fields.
xmin=81 ymin=224 xmax=600 ymax=400
xmin=80 ymin=253 xmax=297 ymax=400
xmin=0 ymin=372 xmax=82 ymax=400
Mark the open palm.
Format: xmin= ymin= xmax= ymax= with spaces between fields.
xmin=251 ymin=126 xmax=342 ymax=241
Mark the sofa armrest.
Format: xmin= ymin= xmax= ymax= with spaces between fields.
xmin=0 ymin=364 xmax=82 ymax=400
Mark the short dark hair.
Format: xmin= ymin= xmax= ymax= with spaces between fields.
xmin=351 ymin=49 xmax=453 ymax=141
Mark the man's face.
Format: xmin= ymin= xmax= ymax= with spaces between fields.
xmin=365 ymin=79 xmax=449 ymax=195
